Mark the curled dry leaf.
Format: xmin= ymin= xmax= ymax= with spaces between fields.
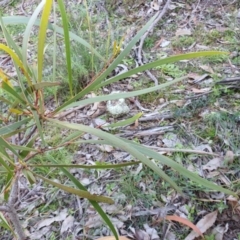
xmin=185 ymin=211 xmax=218 ymax=240
xmin=175 ymin=28 xmax=192 ymax=36
xmin=199 ymin=65 xmax=214 ymax=74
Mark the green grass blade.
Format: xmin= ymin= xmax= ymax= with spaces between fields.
xmin=0 ymin=118 xmax=30 ymax=135
xmin=107 ymin=112 xmax=143 ymax=129
xmin=37 ymin=0 xmax=53 ymax=83
xmin=33 ymin=172 xmax=114 ymax=203
xmin=57 ymin=0 xmax=73 ymax=96
xmin=46 ymin=118 xmax=182 ymax=193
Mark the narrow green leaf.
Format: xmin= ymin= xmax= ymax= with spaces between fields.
xmin=0 ymin=15 xmax=22 ymax=61
xmin=0 ymin=118 xmax=30 ymax=135
xmin=107 ymin=112 xmax=143 ymax=129
xmin=0 ymin=137 xmax=21 ymax=160
xmin=22 ymin=0 xmax=46 ymax=69
xmin=49 ymin=155 xmax=119 ymax=240
xmin=2 ymin=82 xmax=26 ymax=104
xmin=126 ymin=140 xmax=237 ymax=197
xmin=83 ymin=138 xmax=237 ymax=197
xmin=3 ymin=170 xmax=14 ymax=201
xmin=33 ymin=81 xmax=61 ymax=89
xmin=53 ymin=14 xmax=158 ymax=113
xmin=31 ymin=110 xmax=45 ymax=146
xmin=38 ymin=0 xmax=53 ymax=82
xmin=10 ymin=144 xmax=38 ymax=152
xmin=56 ymin=76 xmax=186 ymax=111
xmin=57 ymin=49 xmax=226 ymax=112
xmin=0 ymin=154 xmax=11 ymax=171
xmin=61 ymin=130 xmax=83 ymax=144
xmin=23 ymin=169 xmax=36 ymax=184
xmin=97 ymin=51 xmax=228 ymax=88
xmin=0 ymin=212 xmax=14 ymax=234
xmin=0 ymin=96 xmax=12 ymax=105
xmin=46 ymin=118 xmax=182 ymax=193
xmin=0 ymin=16 xmax=33 ymax=100
xmin=1 ymin=126 xmax=31 ymax=139
xmin=20 ymin=134 xmax=38 ymax=158
xmin=33 ymin=172 xmax=114 ymax=203
xmin=57 ymin=0 xmax=73 ymax=96
xmin=28 ymin=161 xmax=140 ymax=168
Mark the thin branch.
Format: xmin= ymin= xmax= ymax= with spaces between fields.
xmin=7 ymin=207 xmax=26 ymax=240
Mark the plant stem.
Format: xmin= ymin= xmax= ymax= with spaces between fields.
xmin=6 ymin=173 xmax=27 ymax=240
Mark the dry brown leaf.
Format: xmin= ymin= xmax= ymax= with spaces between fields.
xmin=150 ymin=0 xmax=161 ymax=11
xmin=191 ymin=87 xmax=211 ymax=93
xmin=202 ymin=157 xmax=224 ymax=171
xmin=188 ymin=73 xmax=201 ymax=79
xmin=96 ymin=237 xmax=130 ymax=240
xmin=224 ymin=150 xmax=234 ymax=164
xmin=165 ymin=231 xmax=176 ymax=240
xmin=60 ymin=215 xmax=74 ymax=234
xmin=166 ymin=216 xmax=203 ymax=238
xmin=200 ymin=65 xmax=214 ymax=74
xmin=211 ymin=224 xmax=228 ymax=240
xmin=37 ymin=209 xmax=68 ymax=229
xmin=185 ymin=211 xmax=218 ymax=240
xmin=143 ymin=224 xmax=159 ymax=240
xmin=134 ymin=229 xmax=150 ymax=240
xmin=227 ymin=195 xmax=239 ymax=209
xmin=175 ymin=28 xmax=192 ymax=36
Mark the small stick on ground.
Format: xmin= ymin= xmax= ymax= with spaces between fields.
xmin=137 ymin=0 xmax=171 ymax=86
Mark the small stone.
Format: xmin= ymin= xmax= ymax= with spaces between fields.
xmin=107 ymin=91 xmax=130 ymax=117
xmin=159 ymin=98 xmax=165 ymax=104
